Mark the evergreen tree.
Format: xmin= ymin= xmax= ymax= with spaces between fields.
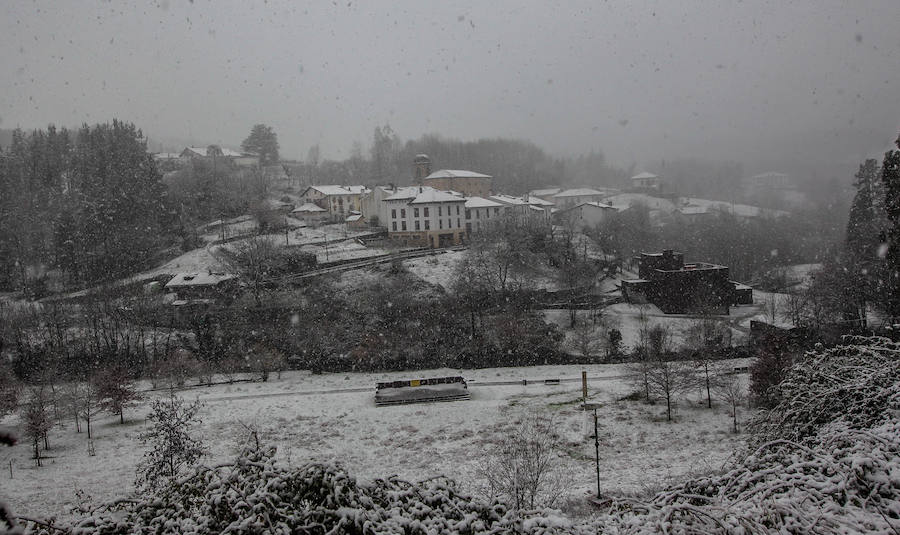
xmin=843 ymin=159 xmax=887 ymax=326
xmin=881 ymin=134 xmax=900 ymax=320
xmin=241 ymin=124 xmax=279 ymax=165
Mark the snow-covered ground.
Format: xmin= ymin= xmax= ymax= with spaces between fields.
xmin=403 ymin=250 xmax=466 ymax=288
xmin=1 ymin=363 xmax=750 ymax=521
xmin=548 ymin=298 xmax=769 ymax=352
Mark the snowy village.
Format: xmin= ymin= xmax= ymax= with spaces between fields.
xmin=1 ymin=2 xmax=899 ymax=534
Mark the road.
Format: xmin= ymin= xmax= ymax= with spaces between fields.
xmin=196 ymin=373 xmax=633 ymax=403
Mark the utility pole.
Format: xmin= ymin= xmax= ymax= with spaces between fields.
xmin=593 ymin=408 xmax=600 ymax=498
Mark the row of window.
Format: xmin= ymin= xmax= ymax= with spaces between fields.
xmin=391 ymin=204 xmax=462 ymax=220
xmin=464 ymin=207 xmax=502 ymax=220
xmin=391 ymin=218 xmax=462 ymax=232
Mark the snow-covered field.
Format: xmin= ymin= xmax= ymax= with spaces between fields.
xmin=547 ymin=299 xmax=770 ymax=352
xmin=1 ymin=363 xmax=749 ymax=521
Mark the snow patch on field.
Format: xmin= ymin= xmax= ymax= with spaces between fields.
xmin=2 ymin=363 xmax=749 ymax=521
xmin=403 ymin=250 xmax=466 ymax=288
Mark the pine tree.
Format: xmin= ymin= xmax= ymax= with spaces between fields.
xmin=843 ymin=159 xmax=887 ymax=326
xmin=241 ymin=124 xmax=279 ymax=165
xmin=880 ymin=135 xmax=900 ymax=321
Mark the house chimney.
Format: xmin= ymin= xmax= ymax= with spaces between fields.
xmin=419 ymin=186 xmax=423 ymax=193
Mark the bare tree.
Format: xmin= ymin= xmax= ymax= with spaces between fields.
xmin=685 ymin=316 xmax=731 ymax=408
xmin=214 ymin=235 xmax=279 ymax=306
xmin=713 ymin=367 xmax=746 ymax=433
xmin=644 ymin=325 xmax=695 ymax=421
xmin=628 ymin=306 xmax=653 ymax=399
xmin=20 ymin=386 xmax=52 ymax=466
xmin=246 ymin=343 xmax=286 ymax=382
xmin=94 ymin=366 xmax=141 ymax=424
xmin=72 ymin=380 xmax=101 ymax=439
xmin=571 ymin=313 xmax=601 ymax=360
xmin=477 ymin=411 xmax=567 ymax=512
xmin=0 ymin=366 xmax=19 ymax=419
xmin=135 ymin=391 xmax=207 ymax=491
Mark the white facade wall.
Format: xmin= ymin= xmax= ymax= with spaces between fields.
xmin=387 ymin=200 xmax=466 ymax=234
xmin=463 ymin=204 xmax=504 ymax=233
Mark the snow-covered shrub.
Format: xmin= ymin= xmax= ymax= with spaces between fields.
xmin=20 ymin=447 xmax=594 ymax=535
xmin=594 ymin=335 xmax=900 ymax=534
xmin=750 ymin=335 xmax=900 ymax=444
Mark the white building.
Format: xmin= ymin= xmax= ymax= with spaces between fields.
xmin=630 ymin=172 xmax=662 ymax=191
xmin=383 ymin=186 xmax=467 ymax=247
xmin=551 ymin=188 xmax=608 ymax=208
xmin=299 ymin=185 xmax=370 ymax=220
xmin=463 ymin=196 xmax=505 ymax=235
xmin=555 ymin=201 xmax=619 ymax=231
xmin=488 ymin=194 xmax=552 ymax=221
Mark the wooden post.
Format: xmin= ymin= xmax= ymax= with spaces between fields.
xmin=582 ymin=371 xmax=588 ymax=401
xmin=594 ymin=408 xmax=600 ymax=498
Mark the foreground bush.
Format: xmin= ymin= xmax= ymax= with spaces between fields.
xmin=596 ymin=336 xmax=900 ymax=534
xmin=16 ymin=447 xmax=592 ymax=535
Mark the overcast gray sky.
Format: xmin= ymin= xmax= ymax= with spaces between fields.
xmin=2 ymin=0 xmax=899 ymax=167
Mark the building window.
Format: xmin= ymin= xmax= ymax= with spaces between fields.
xmin=439 ymin=219 xmax=443 ymax=229
xmin=401 ymin=208 xmax=406 ymax=218
xmin=486 ymin=209 xmax=490 ymax=218
xmin=415 ymin=220 xmax=420 ymax=230
xmin=457 ymin=218 xmax=460 ymax=228
xmin=392 ymin=221 xmax=397 ymax=231
xmin=425 ymin=220 xmax=430 ymax=230
xmin=402 ymin=221 xmax=407 ymax=231
xmin=494 ymin=208 xmax=500 ymax=216
xmin=438 ymin=206 xmax=442 ymax=216
xmin=391 ymin=209 xmax=396 ymax=219
xmin=413 ymin=207 xmax=419 ymax=218
xmin=466 ymin=222 xmax=472 ymax=233
xmin=476 ymin=210 xmax=480 ymax=219
xmin=465 ymin=209 xmax=471 ymax=219
xmin=456 ymin=205 xmax=460 ymax=215
xmin=424 ymin=207 xmax=429 ymax=217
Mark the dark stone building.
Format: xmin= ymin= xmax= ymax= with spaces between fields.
xmin=622 ymin=250 xmax=752 ymax=314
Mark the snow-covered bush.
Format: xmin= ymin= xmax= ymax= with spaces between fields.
xmin=20 ymin=447 xmax=594 ymax=535
xmin=594 ymin=336 xmax=900 ymax=534
xmin=750 ymin=335 xmax=900 ymax=444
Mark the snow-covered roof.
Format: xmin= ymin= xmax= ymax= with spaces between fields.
xmin=605 ymin=193 xmax=676 ymax=212
xmin=409 ymin=188 xmax=467 ymax=204
xmin=424 ymin=169 xmax=492 ymax=180
xmin=307 ymin=185 xmax=370 ymax=196
xmin=631 ymin=172 xmax=658 ymax=180
xmin=489 ymin=194 xmax=528 ymax=205
xmin=184 ymin=147 xmax=245 ymax=158
xmin=153 ymin=152 xmax=181 ymax=159
xmin=553 ymin=188 xmax=605 ymax=197
xmin=383 ymin=186 xmax=464 ymax=204
xmin=581 ymin=201 xmax=616 ymax=210
xmin=291 ymin=202 xmax=327 ymax=213
xmin=384 ymin=186 xmax=428 ymax=201
xmin=465 ymin=196 xmax=504 ymax=208
xmin=526 ymin=196 xmax=555 ymax=206
xmin=345 ymin=214 xmax=364 ymax=222
xmin=679 ymin=197 xmax=789 ymax=219
xmin=530 ymin=187 xmax=561 ymax=197
xmin=165 ymin=272 xmax=236 ymax=288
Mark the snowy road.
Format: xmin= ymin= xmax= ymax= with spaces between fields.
xmin=197 ymin=374 xmax=633 ymax=403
